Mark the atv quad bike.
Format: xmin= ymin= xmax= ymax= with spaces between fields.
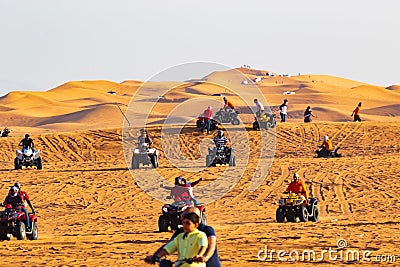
xmin=158 ymin=200 xmax=206 ymax=232
xmin=0 ymin=204 xmax=38 ymax=241
xmin=196 ymin=115 xmax=219 ymax=132
xmin=1 ymin=127 xmax=10 ymax=137
xmin=315 ymin=147 xmax=342 ymax=158
xmin=253 ymin=113 xmax=276 ymax=130
xmin=14 ymin=147 xmax=42 ymax=170
xmin=213 ymin=108 xmax=240 ymax=125
xmin=131 ymin=143 xmax=159 ymax=169
xmin=276 ymin=192 xmax=319 ymax=223
xmin=206 ymin=145 xmax=236 ymax=167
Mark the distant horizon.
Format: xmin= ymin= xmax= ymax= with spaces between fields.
xmin=1 ymin=1 xmax=399 ymax=95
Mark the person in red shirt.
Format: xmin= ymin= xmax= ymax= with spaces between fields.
xmin=201 ymin=106 xmax=213 ymax=134
xmin=14 ymin=182 xmax=36 ymax=215
xmin=223 ymin=97 xmax=235 ymax=111
xmin=285 ymin=173 xmax=309 ymax=201
xmin=161 ymin=176 xmax=192 ymax=205
xmin=351 ymin=102 xmax=362 ymax=122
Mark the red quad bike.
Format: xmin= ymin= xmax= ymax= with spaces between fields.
xmin=158 ymin=199 xmax=207 ymax=232
xmin=196 ymin=115 xmax=219 ymax=132
xmin=0 ymin=204 xmax=38 ymax=240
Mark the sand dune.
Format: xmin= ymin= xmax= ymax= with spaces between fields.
xmin=1 ymin=69 xmax=399 ymax=135
xmin=0 ymin=122 xmax=399 ymax=266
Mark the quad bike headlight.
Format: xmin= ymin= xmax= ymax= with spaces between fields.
xmin=162 ymin=206 xmax=168 ymax=213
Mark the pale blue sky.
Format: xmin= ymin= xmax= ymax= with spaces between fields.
xmin=0 ymin=0 xmax=399 ymax=95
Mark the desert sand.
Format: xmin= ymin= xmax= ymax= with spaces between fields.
xmin=0 ymin=69 xmax=399 ymax=266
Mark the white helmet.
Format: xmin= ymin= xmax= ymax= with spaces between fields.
xmin=293 ymin=173 xmax=300 ymax=180
xmin=323 ymin=135 xmax=329 ymax=141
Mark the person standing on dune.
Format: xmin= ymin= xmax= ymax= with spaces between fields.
xmin=279 ymin=99 xmax=288 ymax=122
xmin=351 ymin=102 xmax=362 ymax=122
xmin=304 ymin=106 xmax=316 ymax=122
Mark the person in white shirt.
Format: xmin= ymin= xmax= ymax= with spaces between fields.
xmin=279 ymin=99 xmax=288 ymax=122
xmin=254 ymin=99 xmax=265 ymax=118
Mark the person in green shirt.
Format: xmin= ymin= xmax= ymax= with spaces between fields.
xmin=146 ymin=212 xmax=208 ymax=267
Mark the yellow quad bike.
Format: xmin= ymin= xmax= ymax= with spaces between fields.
xmin=253 ymin=113 xmax=276 ymax=130
xmin=276 ymin=192 xmax=319 ymax=223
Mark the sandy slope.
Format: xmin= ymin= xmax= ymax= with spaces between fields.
xmin=0 ymin=122 xmax=399 ymax=266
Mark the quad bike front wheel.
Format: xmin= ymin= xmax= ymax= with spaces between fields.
xmin=299 ymin=206 xmax=309 ymax=222
xmin=231 ymin=118 xmax=240 ymax=125
xmin=27 ymin=222 xmax=38 ymax=240
xmin=206 ymin=155 xmax=212 ymax=167
xmin=158 ymin=215 xmax=169 ymax=232
xmin=0 ymin=234 xmax=11 ymax=241
xmin=36 ymin=157 xmax=43 ymax=170
xmin=14 ymin=158 xmax=21 ymax=170
xmin=309 ymin=206 xmax=319 ymax=222
xmin=276 ymin=207 xmax=285 ymax=223
xmin=229 ymin=156 xmax=236 ymax=166
xmin=201 ymin=213 xmax=207 ymax=226
xmin=131 ymin=155 xmax=139 ymax=169
xmin=253 ymin=121 xmax=259 ymax=130
xmin=150 ymin=155 xmax=159 ymax=168
xmin=15 ymin=221 xmax=26 ymax=240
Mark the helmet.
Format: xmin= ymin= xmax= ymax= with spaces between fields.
xmin=223 ymin=97 xmax=226 ymax=101
xmin=207 ymin=106 xmax=212 ymax=110
xmin=217 ymin=130 xmax=224 ymax=137
xmin=254 ymin=98 xmax=258 ymax=102
xmin=323 ymin=135 xmax=329 ymax=141
xmin=9 ymin=186 xmax=18 ymax=196
xmin=293 ymin=173 xmax=300 ymax=180
xmin=14 ymin=182 xmax=21 ymax=189
xmin=25 ymin=134 xmax=30 ymax=138
xmin=140 ymin=129 xmax=146 ymax=133
xmin=174 ymin=176 xmax=183 ymax=185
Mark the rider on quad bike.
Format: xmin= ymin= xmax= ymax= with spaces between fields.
xmin=213 ymin=130 xmax=229 ymax=147
xmin=223 ymin=97 xmax=235 ymax=112
xmin=161 ymin=176 xmax=193 ymax=205
xmin=14 ymin=182 xmax=36 ymax=217
xmin=254 ymin=98 xmax=264 ymax=118
xmin=138 ymin=129 xmax=153 ymax=148
xmin=3 ymin=186 xmax=31 ymax=231
xmin=181 ymin=177 xmax=202 ymax=206
xmin=211 ymin=130 xmax=231 ymax=157
xmin=19 ymin=134 xmax=34 ymax=150
xmin=285 ymin=173 xmax=309 ymax=205
xmin=201 ymin=106 xmax=213 ymax=134
xmin=315 ymin=135 xmax=342 ymax=158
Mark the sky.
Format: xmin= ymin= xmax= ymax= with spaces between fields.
xmin=0 ymin=0 xmax=399 ymax=95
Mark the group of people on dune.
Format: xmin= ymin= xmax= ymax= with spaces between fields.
xmin=279 ymin=99 xmax=363 ymax=123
